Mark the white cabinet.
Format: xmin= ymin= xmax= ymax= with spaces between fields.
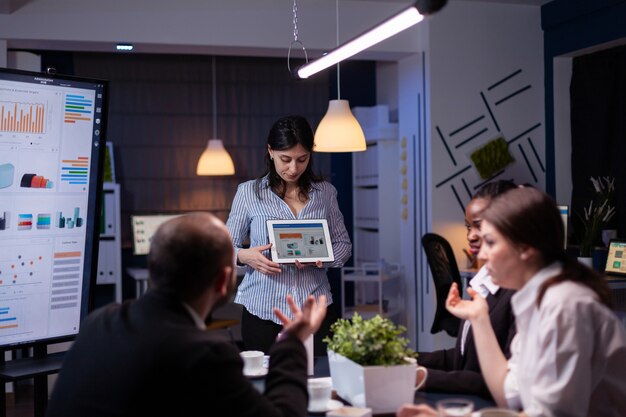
xmin=96 ymin=183 xmax=122 ymax=302
xmin=351 ymin=105 xmax=400 ymax=265
xmin=341 ymin=263 xmax=405 ymax=324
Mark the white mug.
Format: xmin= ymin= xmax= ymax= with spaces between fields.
xmin=406 ymin=357 xmax=429 ymax=390
xmin=240 ymin=350 xmax=264 ymax=374
xmin=307 ymin=378 xmax=332 ymax=411
xmin=415 ymin=365 xmax=428 ymax=390
xmin=479 ymin=408 xmax=519 ymax=417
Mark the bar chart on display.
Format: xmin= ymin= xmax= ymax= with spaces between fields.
xmin=0 ymin=68 xmax=107 ymax=349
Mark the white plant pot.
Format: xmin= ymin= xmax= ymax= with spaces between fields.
xmin=327 ymin=350 xmax=417 ymax=414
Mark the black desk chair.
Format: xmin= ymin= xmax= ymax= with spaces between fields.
xmin=421 ymin=233 xmax=463 ymax=337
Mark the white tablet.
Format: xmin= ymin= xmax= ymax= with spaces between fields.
xmin=266 ymin=219 xmax=335 ymax=264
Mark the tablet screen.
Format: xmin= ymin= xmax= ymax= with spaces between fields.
xmin=266 ymin=219 xmax=335 ymax=263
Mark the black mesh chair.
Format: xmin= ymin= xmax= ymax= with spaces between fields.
xmin=421 ymin=233 xmax=463 ymax=337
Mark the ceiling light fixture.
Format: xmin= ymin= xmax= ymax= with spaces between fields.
xmin=295 ymin=0 xmax=447 ymax=79
xmin=313 ymin=0 xmax=366 ymax=153
xmin=116 ymin=44 xmax=134 ymax=51
xmin=196 ymin=56 xmax=235 ymax=176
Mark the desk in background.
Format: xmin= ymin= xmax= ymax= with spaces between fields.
xmin=126 ymin=267 xmax=149 ymax=298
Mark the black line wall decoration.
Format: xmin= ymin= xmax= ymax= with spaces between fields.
xmin=433 ymin=67 xmax=544 ymax=206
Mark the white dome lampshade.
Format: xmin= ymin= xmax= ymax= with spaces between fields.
xmin=314 ymin=99 xmax=366 ymax=152
xmin=196 ymin=139 xmax=235 ymax=176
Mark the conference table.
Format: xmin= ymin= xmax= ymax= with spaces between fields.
xmin=252 ymin=355 xmax=495 ymax=416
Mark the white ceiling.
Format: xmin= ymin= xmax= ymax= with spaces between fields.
xmin=0 ymin=0 xmax=552 ymax=59
xmin=352 ymin=0 xmax=551 ymax=5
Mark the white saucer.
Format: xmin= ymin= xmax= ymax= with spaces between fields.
xmin=243 ymin=367 xmax=268 ymax=378
xmin=308 ymin=399 xmax=343 ymax=413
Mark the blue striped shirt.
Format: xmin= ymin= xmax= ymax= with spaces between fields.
xmin=226 ymin=175 xmax=352 ymax=323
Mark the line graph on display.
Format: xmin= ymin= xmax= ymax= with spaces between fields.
xmin=0 ymin=100 xmax=46 ymax=134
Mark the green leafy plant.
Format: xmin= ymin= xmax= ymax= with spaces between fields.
xmin=323 ymin=313 xmax=417 ymax=366
xmin=577 ymin=176 xmax=616 ymax=257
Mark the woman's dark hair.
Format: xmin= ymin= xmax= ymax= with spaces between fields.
xmin=473 ymin=179 xmax=517 ymax=200
xmin=482 ymin=187 xmax=613 ymax=308
xmin=255 ymin=115 xmax=322 ymax=200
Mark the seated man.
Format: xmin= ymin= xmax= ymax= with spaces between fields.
xmin=417 ymin=180 xmax=517 ymax=399
xmin=47 ymin=212 xmax=326 ymax=417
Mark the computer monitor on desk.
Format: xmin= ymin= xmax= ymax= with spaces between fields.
xmin=557 ymin=205 xmax=569 ymax=250
xmin=129 ymin=214 xmax=183 ymax=297
xmin=131 ymin=214 xmax=183 ymax=256
xmin=605 ymin=239 xmax=626 ymax=278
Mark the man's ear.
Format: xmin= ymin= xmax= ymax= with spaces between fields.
xmin=214 ymin=266 xmax=234 ymax=297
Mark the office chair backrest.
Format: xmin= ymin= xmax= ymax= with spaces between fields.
xmin=421 ymin=233 xmax=463 ymax=337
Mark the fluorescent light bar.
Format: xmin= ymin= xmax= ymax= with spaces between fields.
xmin=295 ymin=0 xmax=447 ymax=79
xmin=116 ymin=44 xmax=134 ymax=51
xmin=297 ymin=7 xmax=422 ymax=79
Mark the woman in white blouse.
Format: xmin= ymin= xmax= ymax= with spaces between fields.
xmin=398 ymin=187 xmax=626 ymax=417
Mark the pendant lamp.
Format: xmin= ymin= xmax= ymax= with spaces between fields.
xmin=196 ymin=56 xmax=235 ymax=176
xmin=314 ymin=0 xmax=366 ymax=153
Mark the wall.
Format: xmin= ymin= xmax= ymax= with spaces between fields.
xmin=429 ymin=2 xmax=545 ymax=268
xmin=0 ymin=40 xmax=6 ymax=67
xmin=65 ymin=53 xmax=330 ymax=248
xmin=543 ymin=0 xmax=626 ymax=197
xmin=0 ymin=0 xmax=419 ymax=60
xmin=399 ymin=1 xmax=544 ymax=351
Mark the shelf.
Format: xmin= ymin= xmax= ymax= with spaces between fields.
xmin=343 ymin=306 xmax=401 ymax=320
xmin=341 ymin=262 xmax=405 ymax=326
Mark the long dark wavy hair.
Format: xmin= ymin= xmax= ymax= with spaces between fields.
xmin=482 ymin=187 xmax=613 ymax=308
xmin=255 ymin=115 xmax=323 ymax=200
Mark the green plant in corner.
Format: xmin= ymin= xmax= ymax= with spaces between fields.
xmin=323 ymin=313 xmax=416 ymax=366
xmin=576 ymin=176 xmax=616 ymax=257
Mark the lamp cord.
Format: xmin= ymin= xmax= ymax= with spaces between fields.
xmin=293 ymin=0 xmax=299 ymax=42
xmin=287 ymin=0 xmax=308 ymax=74
xmin=212 ymin=56 xmax=217 ymax=139
xmin=336 ymin=0 xmax=340 ymax=100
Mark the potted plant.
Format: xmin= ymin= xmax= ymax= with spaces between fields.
xmin=323 ymin=313 xmax=426 ymax=414
xmin=576 ymin=176 xmax=616 ymax=264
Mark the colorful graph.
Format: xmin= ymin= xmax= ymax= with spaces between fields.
xmin=0 ymin=101 xmax=45 ymax=134
xmin=0 ymin=251 xmax=45 ymax=285
xmin=64 ymin=94 xmax=93 ymax=124
xmin=0 ymin=307 xmax=18 ymax=330
xmin=60 ymin=156 xmax=89 ymax=185
xmin=51 ymin=251 xmax=82 ymax=310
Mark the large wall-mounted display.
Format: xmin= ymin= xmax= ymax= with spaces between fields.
xmin=0 ymin=68 xmax=107 ymax=349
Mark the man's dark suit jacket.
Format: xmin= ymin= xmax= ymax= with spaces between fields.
xmin=418 ymin=288 xmax=516 ymax=400
xmin=46 ymin=289 xmax=307 ymax=417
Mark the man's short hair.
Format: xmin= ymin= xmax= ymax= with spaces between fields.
xmin=147 ymin=212 xmax=233 ymax=300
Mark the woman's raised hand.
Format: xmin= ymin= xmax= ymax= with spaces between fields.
xmin=238 ymin=244 xmax=281 ymax=275
xmin=445 ymin=283 xmax=489 ymax=322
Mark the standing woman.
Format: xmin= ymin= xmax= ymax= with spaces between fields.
xmin=445 ymin=187 xmax=626 ymax=416
xmin=227 ymin=115 xmax=352 ymax=355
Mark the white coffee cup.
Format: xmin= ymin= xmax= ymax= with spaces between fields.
xmin=240 ymin=350 xmax=264 ymax=374
xmin=415 ymin=365 xmax=428 ymax=390
xmin=436 ymin=398 xmax=474 ymax=417
xmin=307 ymin=378 xmax=333 ymax=411
xmin=479 ymin=408 xmax=519 ymax=417
xmin=405 ymin=357 xmax=429 ymax=391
